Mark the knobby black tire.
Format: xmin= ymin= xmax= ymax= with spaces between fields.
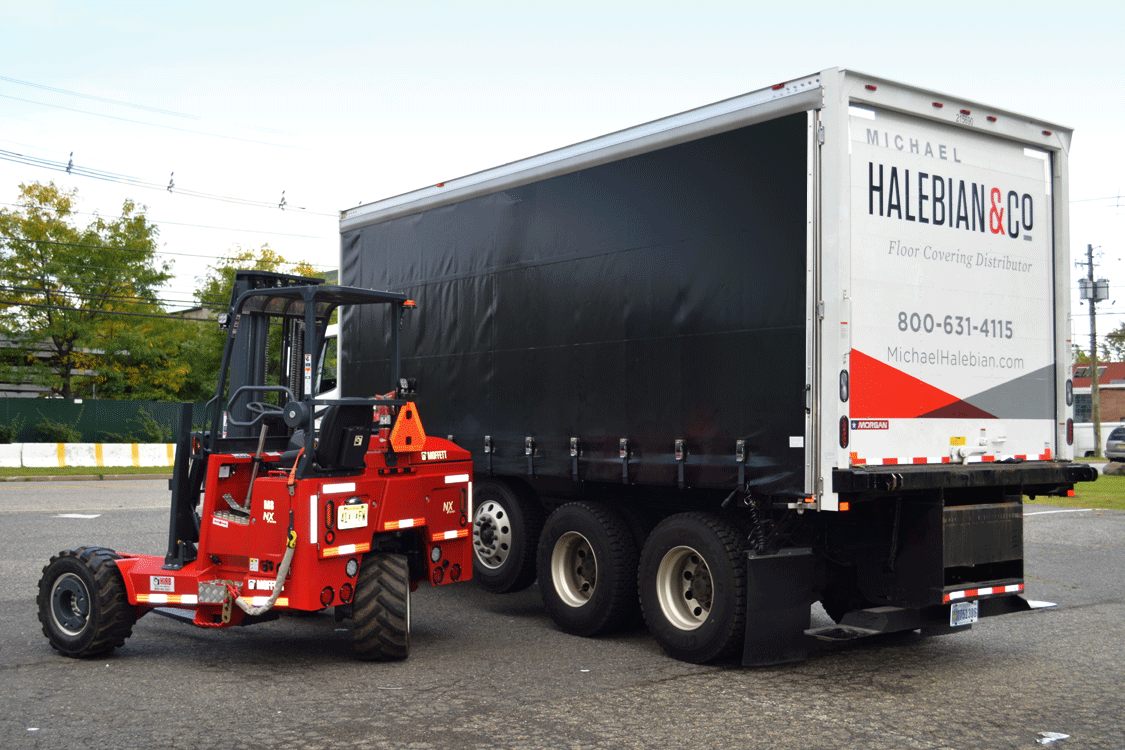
xmin=472 ymin=479 xmax=545 ymax=594
xmin=537 ymin=501 xmax=639 ymax=637
xmin=353 ymin=553 xmax=410 ymax=661
xmin=638 ymin=513 xmax=747 ymax=664
xmin=37 ymin=546 xmax=136 ymax=658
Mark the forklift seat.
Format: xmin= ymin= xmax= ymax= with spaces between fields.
xmin=314 ymin=404 xmax=374 ymax=471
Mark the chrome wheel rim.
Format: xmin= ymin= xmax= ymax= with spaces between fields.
xmin=473 ymin=500 xmax=512 ymax=570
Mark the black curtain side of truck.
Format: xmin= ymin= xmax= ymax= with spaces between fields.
xmin=338 ymin=70 xmax=1096 ymax=665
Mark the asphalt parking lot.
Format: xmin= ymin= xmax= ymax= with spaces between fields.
xmin=1 ymin=480 xmax=1122 ymax=749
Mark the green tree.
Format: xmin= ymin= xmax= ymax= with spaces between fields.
xmin=0 ymin=182 xmax=171 ymax=398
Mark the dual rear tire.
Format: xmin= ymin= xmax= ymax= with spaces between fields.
xmin=533 ymin=504 xmax=747 ymax=663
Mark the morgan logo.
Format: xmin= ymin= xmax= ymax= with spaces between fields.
xmin=150 ymin=576 xmax=175 ymax=593
xmin=851 ymin=420 xmax=890 ymax=430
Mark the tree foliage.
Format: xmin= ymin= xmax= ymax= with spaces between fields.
xmin=0 ymin=182 xmax=172 ymax=398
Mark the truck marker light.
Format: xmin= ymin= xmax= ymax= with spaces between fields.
xmin=1067 ymin=489 xmax=1075 ymax=498
xmin=771 ymin=83 xmax=785 ymax=90
xmin=960 ymin=109 xmax=971 ymax=115
xmin=987 ymin=116 xmax=998 ymax=122
xmin=864 ymin=84 xmax=877 ymax=91
xmin=838 ymin=502 xmax=850 ymax=512
xmin=339 ymin=583 xmax=353 ymax=603
xmin=1066 ymin=418 xmax=1074 ymax=445
xmin=932 ymin=102 xmax=944 ymax=108
xmin=839 ymin=416 xmax=849 ymax=448
xmin=1042 ymin=130 xmax=1052 ymax=136
xmin=320 ymin=587 xmax=335 ymax=607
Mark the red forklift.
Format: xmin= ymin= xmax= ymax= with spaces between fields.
xmin=37 ymin=271 xmax=473 ymax=660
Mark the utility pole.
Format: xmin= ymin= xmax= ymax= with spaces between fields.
xmin=1078 ymin=244 xmax=1109 ymax=457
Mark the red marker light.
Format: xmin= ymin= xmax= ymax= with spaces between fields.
xmin=320 ymin=586 xmax=335 ymax=607
xmin=987 ymin=116 xmax=997 ymax=122
xmin=865 ymin=84 xmax=877 ymax=91
xmin=1067 ymin=489 xmax=1075 ymax=497
xmin=772 ymin=82 xmax=786 ymax=90
xmin=932 ymin=102 xmax=944 ymax=108
xmin=839 ymin=501 xmax=851 ymax=512
xmin=1043 ymin=130 xmax=1053 ymax=136
xmin=960 ymin=109 xmax=971 ymax=115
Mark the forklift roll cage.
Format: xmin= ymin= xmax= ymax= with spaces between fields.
xmin=165 ymin=271 xmax=416 ymax=570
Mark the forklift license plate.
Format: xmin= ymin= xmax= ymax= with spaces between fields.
xmin=950 ymin=600 xmax=979 ymax=627
xmin=337 ymin=504 xmax=369 ymax=530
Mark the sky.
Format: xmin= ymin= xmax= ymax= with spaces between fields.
xmin=0 ymin=0 xmax=1122 ymax=343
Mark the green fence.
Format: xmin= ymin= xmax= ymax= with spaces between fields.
xmin=0 ymin=399 xmax=211 ymax=443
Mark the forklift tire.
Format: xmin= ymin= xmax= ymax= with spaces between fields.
xmin=472 ymin=479 xmax=544 ymax=594
xmin=353 ymin=553 xmax=410 ymax=661
xmin=37 ymin=547 xmax=136 ymax=658
xmin=537 ymin=502 xmax=639 ymax=637
xmin=639 ymin=513 xmax=747 ymax=664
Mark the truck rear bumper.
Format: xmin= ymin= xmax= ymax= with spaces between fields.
xmin=833 ymin=461 xmax=1097 ymax=494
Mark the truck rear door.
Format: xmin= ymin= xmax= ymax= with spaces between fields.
xmin=845 ymin=103 xmax=1058 ymax=467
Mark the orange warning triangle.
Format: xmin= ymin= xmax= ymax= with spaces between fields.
xmin=389 ymin=401 xmax=427 ymax=453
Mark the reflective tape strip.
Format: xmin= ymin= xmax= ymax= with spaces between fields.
xmin=384 ymin=518 xmax=424 ymax=530
xmin=137 ymin=594 xmax=199 ymax=605
xmin=445 ymin=473 xmax=470 ymax=484
xmin=944 ymin=583 xmax=1023 ymax=603
xmin=432 ymin=528 xmax=469 ymax=542
xmin=309 ymin=495 xmax=318 ymax=545
xmin=323 ymin=541 xmax=371 ymax=558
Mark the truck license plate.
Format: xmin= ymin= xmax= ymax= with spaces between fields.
xmin=337 ymin=503 xmax=368 ymax=530
xmin=950 ymin=600 xmax=979 ymax=627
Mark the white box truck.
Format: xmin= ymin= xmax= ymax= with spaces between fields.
xmin=337 ymin=69 xmax=1097 ymax=664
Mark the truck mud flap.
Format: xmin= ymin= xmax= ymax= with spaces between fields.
xmin=742 ymin=548 xmax=816 ymax=667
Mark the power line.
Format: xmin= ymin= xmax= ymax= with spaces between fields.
xmin=0 ymin=233 xmax=336 ymax=270
xmin=0 ymin=148 xmax=336 ymax=216
xmin=0 ymin=297 xmax=211 ymax=322
xmin=0 ymin=75 xmax=202 ymax=120
xmin=0 ymin=91 xmax=302 ymax=151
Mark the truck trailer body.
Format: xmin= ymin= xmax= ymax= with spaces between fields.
xmin=337 ymin=69 xmax=1096 ymax=664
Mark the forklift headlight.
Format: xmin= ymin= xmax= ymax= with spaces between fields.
xmin=345 ymin=558 xmax=359 ymax=577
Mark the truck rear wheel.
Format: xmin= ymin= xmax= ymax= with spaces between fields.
xmin=472 ymin=479 xmax=544 ymax=594
xmin=639 ymin=513 xmax=747 ymax=663
xmin=537 ymin=502 xmax=639 ymax=636
xmin=37 ymin=546 xmax=136 ymax=658
xmin=353 ymin=553 xmax=410 ymax=660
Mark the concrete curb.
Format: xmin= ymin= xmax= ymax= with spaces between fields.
xmin=0 ymin=442 xmax=175 ymax=469
xmin=0 ymin=473 xmax=172 ymax=482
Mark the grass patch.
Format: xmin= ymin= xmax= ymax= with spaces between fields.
xmin=1030 ymin=471 xmax=1125 ymax=512
xmin=0 ymin=466 xmax=171 ymax=478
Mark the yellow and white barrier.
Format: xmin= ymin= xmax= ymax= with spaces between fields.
xmin=16 ymin=443 xmax=176 ymax=469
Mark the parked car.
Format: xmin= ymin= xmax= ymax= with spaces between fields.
xmin=1106 ymin=426 xmax=1125 ymax=461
